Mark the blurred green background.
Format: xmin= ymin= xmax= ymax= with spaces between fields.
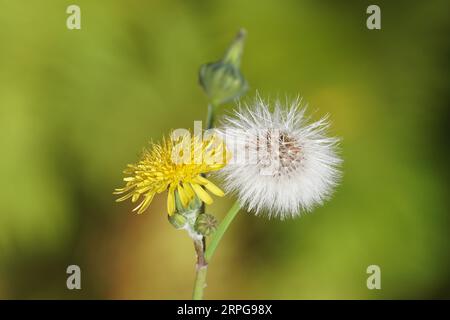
xmin=0 ymin=0 xmax=449 ymax=299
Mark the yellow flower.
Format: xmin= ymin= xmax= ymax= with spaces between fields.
xmin=114 ymin=132 xmax=227 ymax=215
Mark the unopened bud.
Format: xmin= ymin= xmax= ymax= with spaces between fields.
xmin=168 ymin=213 xmax=187 ymax=230
xmin=199 ymin=29 xmax=248 ymax=106
xmin=194 ymin=214 xmax=218 ymax=237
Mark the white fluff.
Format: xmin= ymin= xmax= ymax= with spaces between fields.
xmin=217 ymin=96 xmax=342 ymax=219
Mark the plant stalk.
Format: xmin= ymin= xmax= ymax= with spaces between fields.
xmin=192 ymin=105 xmax=241 ymax=300
xmin=191 ymin=201 xmax=241 ymax=299
xmin=206 ymin=103 xmax=215 ymax=130
xmin=192 ymin=239 xmax=208 ymax=300
xmin=192 ymin=102 xmax=215 ymax=300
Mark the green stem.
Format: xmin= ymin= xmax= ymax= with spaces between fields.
xmin=191 ymin=102 xmax=224 ymax=300
xmin=192 ymin=239 xmax=208 ymax=300
xmin=192 ymin=264 xmax=208 ymax=300
xmin=205 ymin=201 xmax=241 ymax=262
xmin=205 ymin=103 xmax=215 ymax=130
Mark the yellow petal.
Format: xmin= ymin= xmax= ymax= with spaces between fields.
xmin=132 ymin=198 xmax=145 ymax=213
xmin=193 ymin=175 xmax=209 ymax=185
xmin=115 ymin=192 xmax=134 ymax=202
xmin=156 ymin=183 xmax=169 ymax=193
xmin=177 ymin=185 xmax=189 ymax=207
xmin=113 ymin=185 xmax=134 ymax=194
xmin=137 ymin=193 xmax=155 ymax=214
xmin=191 ymin=183 xmax=213 ymax=205
xmin=203 ymin=180 xmax=225 ymax=197
xmin=167 ymin=186 xmax=176 ymax=215
xmin=182 ymin=182 xmax=195 ymax=199
xmin=131 ymin=193 xmax=140 ymax=203
xmin=135 ymin=185 xmax=152 ymax=195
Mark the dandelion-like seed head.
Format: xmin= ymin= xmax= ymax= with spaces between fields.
xmin=114 ymin=133 xmax=227 ymax=215
xmin=219 ymin=96 xmax=342 ymax=219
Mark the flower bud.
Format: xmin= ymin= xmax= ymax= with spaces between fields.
xmin=194 ymin=213 xmax=218 ymax=236
xmin=199 ymin=29 xmax=248 ymax=106
xmin=168 ymin=213 xmax=187 ymax=229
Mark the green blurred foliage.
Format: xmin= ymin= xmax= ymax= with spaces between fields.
xmin=0 ymin=0 xmax=449 ymax=299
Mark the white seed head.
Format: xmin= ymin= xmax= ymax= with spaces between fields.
xmin=218 ymin=96 xmax=342 ymax=219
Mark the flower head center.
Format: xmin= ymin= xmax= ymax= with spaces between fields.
xmin=256 ymin=130 xmax=303 ymax=177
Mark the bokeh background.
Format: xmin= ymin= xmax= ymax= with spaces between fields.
xmin=0 ymin=0 xmax=449 ymax=299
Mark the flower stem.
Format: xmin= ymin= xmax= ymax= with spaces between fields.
xmin=192 ymin=102 xmax=215 ymax=300
xmin=205 ymin=201 xmax=241 ymax=262
xmin=192 ymin=264 xmax=208 ymax=300
xmin=206 ymin=103 xmax=215 ymax=130
xmin=192 ymin=103 xmax=234 ymax=300
xmin=192 ymin=239 xmax=208 ymax=300
xmin=191 ymin=201 xmax=241 ymax=299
